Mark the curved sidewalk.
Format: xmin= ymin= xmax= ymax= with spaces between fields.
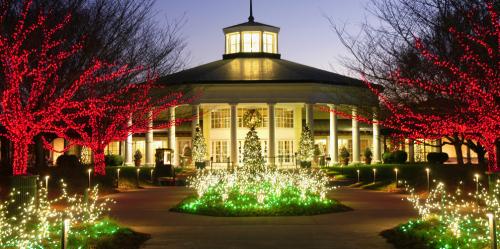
xmin=109 ymin=187 xmax=415 ymax=249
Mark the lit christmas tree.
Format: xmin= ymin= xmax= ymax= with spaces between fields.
xmin=242 ymin=110 xmax=265 ymax=172
xmin=298 ymin=125 xmax=315 ymax=167
xmin=192 ymin=125 xmax=207 ymax=169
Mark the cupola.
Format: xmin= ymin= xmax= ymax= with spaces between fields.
xmin=222 ymin=0 xmax=280 ymax=59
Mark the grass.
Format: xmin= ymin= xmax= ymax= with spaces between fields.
xmin=171 ymin=194 xmax=351 ymax=217
xmin=68 ymin=219 xmax=150 ymax=249
xmin=381 ymin=219 xmax=492 ymax=249
xmin=324 ymin=163 xmax=487 ymax=193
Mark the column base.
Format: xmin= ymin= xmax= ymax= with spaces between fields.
xmin=124 ymin=162 xmax=134 ymax=167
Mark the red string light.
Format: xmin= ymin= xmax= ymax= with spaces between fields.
xmin=325 ymin=2 xmax=499 ymax=171
xmin=0 ymin=0 xmax=192 ymax=175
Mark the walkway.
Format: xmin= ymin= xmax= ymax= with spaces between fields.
xmin=109 ymin=187 xmax=415 ymax=249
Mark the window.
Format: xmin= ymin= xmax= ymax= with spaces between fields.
xmin=226 ymin=33 xmax=240 ymax=54
xmin=263 ymin=32 xmax=276 ymax=53
xmin=278 ymin=140 xmax=294 ymax=163
xmin=212 ymin=140 xmax=228 ymax=163
xmin=276 ymin=108 xmax=294 ymax=128
xmin=211 ymin=109 xmax=230 ymax=128
xmin=105 ymin=141 xmax=120 ymax=155
xmin=242 ymin=31 xmax=261 ymax=52
xmin=237 ymin=107 xmax=268 ymax=128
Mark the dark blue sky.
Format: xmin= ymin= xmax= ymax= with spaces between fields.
xmin=154 ymin=0 xmax=374 ymax=76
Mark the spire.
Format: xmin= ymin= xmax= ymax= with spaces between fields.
xmin=248 ymin=0 xmax=255 ymax=22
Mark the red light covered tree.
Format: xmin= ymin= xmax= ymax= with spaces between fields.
xmin=50 ymin=81 xmax=192 ymax=176
xmin=0 ymin=0 xmax=136 ymax=175
xmin=330 ymin=2 xmax=499 ymax=171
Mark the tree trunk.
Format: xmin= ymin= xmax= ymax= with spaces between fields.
xmin=453 ymin=142 xmax=464 ymax=166
xmin=1 ymin=136 xmax=11 ymax=171
xmin=12 ymin=140 xmax=30 ymax=175
xmin=93 ymin=148 xmax=106 ymax=176
xmin=34 ymin=135 xmax=47 ymax=172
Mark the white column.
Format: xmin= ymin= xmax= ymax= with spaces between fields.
xmin=268 ymin=103 xmax=276 ymax=167
xmin=305 ymin=103 xmax=314 ymax=133
xmin=352 ymin=107 xmax=360 ymax=163
xmin=328 ymin=104 xmax=338 ymax=164
xmin=169 ymin=106 xmax=177 ymax=165
xmin=230 ymin=104 xmax=238 ymax=167
xmin=192 ymin=105 xmax=200 ymax=138
xmin=145 ymin=111 xmax=154 ymax=166
xmin=408 ymin=140 xmax=415 ymax=163
xmin=125 ymin=118 xmax=133 ymax=166
xmin=373 ymin=113 xmax=381 ymax=163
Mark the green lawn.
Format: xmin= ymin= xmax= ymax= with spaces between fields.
xmin=323 ymin=163 xmax=487 ymax=192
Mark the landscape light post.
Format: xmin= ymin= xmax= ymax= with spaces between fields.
xmin=356 ymin=169 xmax=360 ymax=183
xmin=475 ymin=173 xmax=480 ymax=193
xmin=372 ymin=168 xmax=376 ymax=184
xmin=394 ymin=168 xmax=399 ymax=188
xmin=117 ymin=168 xmax=121 ymax=188
xmin=425 ymin=168 xmax=430 ymax=192
xmin=87 ymin=169 xmax=92 ymax=188
xmin=136 ymin=168 xmax=140 ymax=188
xmin=487 ymin=213 xmax=497 ymax=249
xmin=45 ymin=175 xmax=50 ymax=192
xmin=61 ymin=218 xmax=70 ymax=249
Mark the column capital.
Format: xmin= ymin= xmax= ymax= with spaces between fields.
xmin=229 ymin=103 xmax=238 ymax=107
xmin=267 ymin=102 xmax=277 ymax=106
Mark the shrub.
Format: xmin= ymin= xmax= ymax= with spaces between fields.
xmin=105 ymin=155 xmax=124 ymax=166
xmin=392 ymin=151 xmax=408 ymax=164
xmin=383 ymin=151 xmax=408 ymax=164
xmin=427 ymin=152 xmax=449 ymax=164
xmin=364 ymin=148 xmax=372 ymax=159
xmin=56 ymin=155 xmax=81 ymax=168
xmin=382 ymin=152 xmax=393 ymax=164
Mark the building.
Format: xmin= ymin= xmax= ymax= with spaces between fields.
xmin=44 ymin=2 xmax=480 ymax=168
xmin=52 ymin=2 xmax=385 ymax=168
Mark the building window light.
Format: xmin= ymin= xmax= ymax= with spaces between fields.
xmin=243 ymin=31 xmax=261 ymax=52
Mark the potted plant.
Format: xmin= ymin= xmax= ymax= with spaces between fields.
xmin=364 ymin=147 xmax=373 ymax=165
xmin=134 ymin=150 xmax=142 ymax=167
xmin=339 ymin=147 xmax=350 ymax=166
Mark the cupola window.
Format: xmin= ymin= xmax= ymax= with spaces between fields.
xmin=263 ymin=32 xmax=277 ymax=53
xmin=242 ymin=31 xmax=261 ymax=52
xmin=226 ymin=32 xmax=240 ymax=54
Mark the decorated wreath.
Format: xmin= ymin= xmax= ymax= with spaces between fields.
xmin=242 ymin=109 xmax=263 ymax=129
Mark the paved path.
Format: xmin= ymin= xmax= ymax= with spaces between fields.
xmin=109 ymin=187 xmax=415 ymax=249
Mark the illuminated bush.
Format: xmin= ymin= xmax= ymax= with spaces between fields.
xmin=0 ymin=182 xmax=115 ymax=248
xmin=172 ymin=168 xmax=350 ymax=216
xmin=385 ymin=181 xmax=500 ymax=249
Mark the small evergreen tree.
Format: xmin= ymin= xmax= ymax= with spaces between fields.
xmin=298 ymin=125 xmax=315 ymax=166
xmin=243 ymin=127 xmax=265 ymax=172
xmin=192 ymin=125 xmax=207 ymax=165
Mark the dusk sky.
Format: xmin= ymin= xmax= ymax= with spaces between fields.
xmin=154 ymin=0 xmax=376 ymax=76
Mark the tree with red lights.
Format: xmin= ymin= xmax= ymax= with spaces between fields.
xmin=332 ymin=0 xmax=499 ymax=170
xmin=0 ymin=0 xmax=146 ymax=175
xmin=52 ymin=81 xmax=191 ymax=175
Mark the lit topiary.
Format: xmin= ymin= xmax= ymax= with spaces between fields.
xmin=192 ymin=125 xmax=207 ymax=169
xmin=242 ymin=109 xmax=265 ymax=172
xmin=298 ymin=125 xmax=315 ymax=167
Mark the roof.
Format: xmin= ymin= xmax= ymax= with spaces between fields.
xmin=159 ymin=57 xmax=365 ymax=87
xmin=224 ymin=21 xmax=279 ymax=30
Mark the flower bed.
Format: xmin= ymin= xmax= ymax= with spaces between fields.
xmin=0 ymin=183 xmax=149 ymax=248
xmin=382 ymin=182 xmax=500 ymax=249
xmin=171 ymin=169 xmax=351 ymax=216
